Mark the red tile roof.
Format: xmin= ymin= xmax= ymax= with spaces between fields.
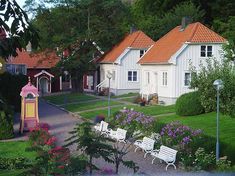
xmin=8 ymin=49 xmax=60 ymax=68
xmin=138 ymin=22 xmax=226 ymax=64
xmin=100 ymin=30 xmax=154 ymax=63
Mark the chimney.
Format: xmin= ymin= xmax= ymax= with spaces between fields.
xmin=180 ymin=17 xmax=191 ymax=31
xmin=130 ymin=25 xmax=137 ymax=34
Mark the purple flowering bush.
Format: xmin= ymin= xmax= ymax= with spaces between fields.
xmin=160 ymin=121 xmax=202 ymax=151
xmin=111 ymin=109 xmax=154 ymax=137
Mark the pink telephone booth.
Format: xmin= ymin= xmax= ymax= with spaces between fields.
xmin=20 ymin=77 xmax=39 ymax=133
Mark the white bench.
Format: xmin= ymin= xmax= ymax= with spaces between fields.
xmin=134 ymin=137 xmax=155 ymax=158
xmin=94 ymin=121 xmax=109 ymax=135
xmin=108 ymin=128 xmax=127 ymax=143
xmin=151 ymin=145 xmax=178 ymax=171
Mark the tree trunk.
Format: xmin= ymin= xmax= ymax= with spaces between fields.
xmin=115 ymin=159 xmax=119 ymax=174
xmin=71 ymin=74 xmax=84 ymax=93
xmin=89 ymin=156 xmax=92 ymax=175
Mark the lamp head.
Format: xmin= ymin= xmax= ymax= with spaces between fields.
xmin=0 ymin=62 xmax=2 ymax=70
xmin=106 ymin=72 xmax=112 ymax=79
xmin=213 ymin=79 xmax=223 ymax=90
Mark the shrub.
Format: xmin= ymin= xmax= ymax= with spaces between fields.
xmin=190 ymin=58 xmax=235 ymax=117
xmin=0 ymin=72 xmax=27 ymax=112
xmin=160 ymin=121 xmax=202 ymax=150
xmin=176 ymin=91 xmax=204 ymax=116
xmin=111 ymin=109 xmax=154 ymax=138
xmin=0 ymin=97 xmax=14 ymax=140
xmin=0 ymin=157 xmax=32 ymax=170
xmin=193 ymin=148 xmax=216 ymax=171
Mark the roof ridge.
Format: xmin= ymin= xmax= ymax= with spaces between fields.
xmin=188 ymin=22 xmax=199 ymax=42
xmin=129 ymin=31 xmax=141 ymax=47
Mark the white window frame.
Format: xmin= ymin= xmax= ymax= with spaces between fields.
xmin=184 ymin=72 xmax=191 ymax=87
xmin=127 ymin=70 xmax=138 ymax=82
xmin=200 ymin=45 xmax=213 ymax=57
xmin=140 ymin=49 xmax=148 ymax=58
xmin=162 ymin=71 xmax=167 ymax=86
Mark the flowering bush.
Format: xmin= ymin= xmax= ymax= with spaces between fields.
xmin=112 ymin=109 xmax=154 ymax=137
xmin=160 ymin=121 xmax=202 ymax=150
xmin=27 ymin=125 xmax=71 ymax=175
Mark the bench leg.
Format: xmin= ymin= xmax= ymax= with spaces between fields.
xmin=151 ymin=157 xmax=156 ymax=164
xmin=166 ymin=163 xmax=176 ymax=171
xmin=134 ymin=147 xmax=140 ymax=152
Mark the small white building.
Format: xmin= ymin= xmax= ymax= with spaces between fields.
xmin=98 ymin=30 xmax=154 ymax=95
xmin=138 ymin=22 xmax=226 ymax=104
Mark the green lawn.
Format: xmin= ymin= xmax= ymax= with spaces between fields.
xmin=79 ymin=104 xmax=175 ymax=119
xmin=63 ymin=100 xmax=124 ymax=112
xmin=156 ymin=112 xmax=235 ymax=145
xmin=0 ymin=141 xmax=36 ymax=159
xmin=44 ymin=93 xmax=97 ymax=105
xmin=0 ymin=141 xmax=36 ymax=176
xmin=112 ymin=92 xmax=139 ymax=98
xmin=120 ymin=97 xmax=136 ymax=103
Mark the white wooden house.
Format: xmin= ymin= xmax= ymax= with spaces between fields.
xmin=98 ymin=30 xmax=154 ymax=95
xmin=138 ymin=22 xmax=226 ymax=104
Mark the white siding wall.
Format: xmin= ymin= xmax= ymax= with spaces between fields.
xmin=99 ymin=49 xmax=142 ymax=95
xmin=174 ymin=43 xmax=224 ymax=97
xmin=140 ymin=65 xmax=174 ymax=98
xmin=99 ymin=64 xmax=117 ymax=89
xmin=118 ymin=49 xmax=141 ymax=90
xmin=140 ymin=43 xmax=224 ymax=104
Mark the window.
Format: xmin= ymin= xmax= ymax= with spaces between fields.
xmin=201 ymin=45 xmax=213 ymax=57
xmin=128 ymin=71 xmax=137 ymax=82
xmin=162 ymin=72 xmax=167 ymax=86
xmin=5 ymin=64 xmax=27 ymax=75
xmin=184 ymin=72 xmax=191 ymax=86
xmin=140 ymin=49 xmax=147 ymax=58
xmin=207 ymin=46 xmax=212 ymax=57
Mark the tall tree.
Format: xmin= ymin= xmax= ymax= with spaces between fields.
xmin=0 ymin=0 xmax=39 ymax=59
xmin=131 ymin=1 xmax=205 ymax=40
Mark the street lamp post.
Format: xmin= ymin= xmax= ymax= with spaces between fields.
xmin=106 ymin=72 xmax=112 ymax=118
xmin=213 ymin=79 xmax=223 ymax=161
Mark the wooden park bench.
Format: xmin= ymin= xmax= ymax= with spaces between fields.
xmin=151 ymin=145 xmax=178 ymax=171
xmin=134 ymin=137 xmax=155 ymax=158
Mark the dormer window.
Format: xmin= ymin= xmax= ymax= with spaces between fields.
xmin=140 ymin=49 xmax=147 ymax=58
xmin=201 ymin=45 xmax=212 ymax=57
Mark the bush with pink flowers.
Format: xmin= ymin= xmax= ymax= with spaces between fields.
xmin=27 ymin=124 xmax=71 ymax=175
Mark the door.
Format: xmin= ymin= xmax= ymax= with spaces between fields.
xmin=40 ymin=77 xmax=48 ymax=93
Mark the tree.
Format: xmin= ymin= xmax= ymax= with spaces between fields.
xmin=0 ymin=0 xmax=39 ymax=59
xmin=65 ymin=122 xmax=114 ymax=175
xmin=190 ymin=58 xmax=235 ymax=117
xmin=53 ymin=40 xmax=101 ymax=92
xmin=131 ymin=1 xmax=205 ymax=40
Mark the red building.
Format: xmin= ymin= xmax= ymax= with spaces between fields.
xmin=6 ymin=49 xmax=70 ymax=93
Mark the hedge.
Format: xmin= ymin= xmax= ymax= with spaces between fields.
xmin=176 ymin=91 xmax=204 ymax=116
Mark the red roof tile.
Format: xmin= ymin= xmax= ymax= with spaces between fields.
xmin=100 ymin=30 xmax=154 ymax=63
xmin=138 ymin=22 xmax=226 ymax=64
xmin=8 ymin=49 xmax=60 ymax=68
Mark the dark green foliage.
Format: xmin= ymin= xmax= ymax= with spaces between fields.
xmin=0 ymin=0 xmax=39 ymax=59
xmin=65 ymin=122 xmax=114 ymax=174
xmin=176 ymin=91 xmax=204 ymax=116
xmin=0 ymin=72 xmax=27 ymax=112
xmin=191 ymin=58 xmax=235 ymax=117
xmin=0 ymin=96 xmax=14 ymax=140
xmin=65 ymin=155 xmax=87 ymax=176
xmin=0 ymin=157 xmax=32 ymax=170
